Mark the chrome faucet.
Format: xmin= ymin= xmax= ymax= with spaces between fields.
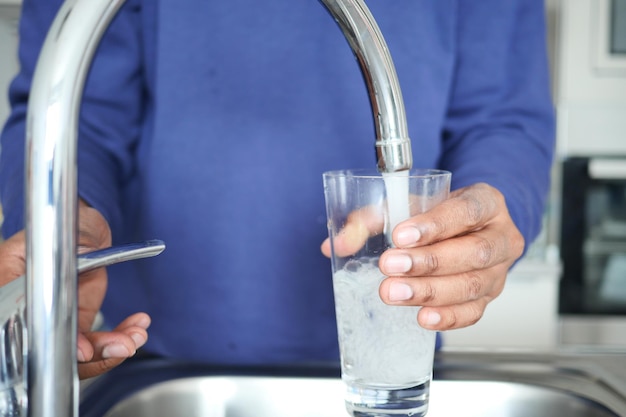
xmin=320 ymin=0 xmax=413 ymax=173
xmin=6 ymin=0 xmax=412 ymax=416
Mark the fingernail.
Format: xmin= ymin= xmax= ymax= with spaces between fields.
xmin=423 ymin=311 xmax=441 ymax=327
xmin=77 ymin=348 xmax=86 ymax=362
xmin=384 ymin=254 xmax=412 ymax=274
xmin=389 ymin=282 xmax=413 ymax=301
xmin=102 ymin=344 xmax=131 ymax=359
xmin=130 ymin=332 xmax=147 ymax=349
xmin=136 ymin=315 xmax=151 ymax=329
xmin=396 ymin=227 xmax=421 ymax=247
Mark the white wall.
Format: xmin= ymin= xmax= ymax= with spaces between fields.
xmin=554 ymin=0 xmax=626 ymax=157
xmin=0 ymin=4 xmax=20 ymax=131
xmin=0 ymin=4 xmax=20 ymax=230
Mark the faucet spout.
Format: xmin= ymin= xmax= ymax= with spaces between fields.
xmin=25 ymin=0 xmax=127 ymax=416
xmin=319 ymin=0 xmax=413 ymax=173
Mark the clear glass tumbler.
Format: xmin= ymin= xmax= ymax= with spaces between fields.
xmin=323 ymin=169 xmax=451 ymax=417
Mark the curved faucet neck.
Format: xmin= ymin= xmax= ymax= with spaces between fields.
xmin=320 ymin=0 xmax=413 ymax=173
xmin=25 ymin=1 xmax=127 ymax=416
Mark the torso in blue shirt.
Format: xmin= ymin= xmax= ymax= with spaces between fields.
xmin=106 ymin=1 xmax=453 ymax=365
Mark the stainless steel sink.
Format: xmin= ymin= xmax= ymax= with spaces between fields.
xmin=79 ymin=352 xmax=626 ymax=417
xmin=101 ymin=376 xmax=619 ymax=417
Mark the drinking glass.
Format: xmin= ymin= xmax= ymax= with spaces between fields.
xmin=323 ymin=168 xmax=451 ymax=417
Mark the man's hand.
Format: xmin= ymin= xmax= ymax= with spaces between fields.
xmin=0 ymin=201 xmax=151 ymax=379
xmin=0 ymin=231 xmax=26 ymax=285
xmin=321 ymin=182 xmax=524 ymax=331
xmin=75 ymin=202 xmax=151 ymax=379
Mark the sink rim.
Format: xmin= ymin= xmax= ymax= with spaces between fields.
xmin=79 ymin=353 xmax=626 ymax=417
xmin=80 ymin=357 xmax=342 ymax=417
xmin=100 ymin=375 xmax=621 ymax=417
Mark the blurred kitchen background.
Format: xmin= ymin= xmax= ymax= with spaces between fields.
xmin=0 ymin=0 xmax=625 ymax=353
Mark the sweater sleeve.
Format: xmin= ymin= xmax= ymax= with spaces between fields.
xmin=0 ymin=0 xmax=143 ymax=239
xmin=439 ymin=0 xmax=556 ymax=248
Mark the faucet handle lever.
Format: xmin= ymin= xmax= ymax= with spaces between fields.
xmin=0 ymin=239 xmax=165 ymax=416
xmin=77 ymin=240 xmax=166 ymax=274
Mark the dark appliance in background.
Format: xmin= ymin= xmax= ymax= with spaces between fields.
xmin=560 ymin=157 xmax=626 ymax=315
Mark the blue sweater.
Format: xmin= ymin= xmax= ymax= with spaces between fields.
xmin=1 ymin=0 xmax=554 ymax=365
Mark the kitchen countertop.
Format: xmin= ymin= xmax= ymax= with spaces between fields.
xmin=436 ymin=349 xmax=626 ymax=414
xmin=438 ymin=349 xmax=626 ymax=389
